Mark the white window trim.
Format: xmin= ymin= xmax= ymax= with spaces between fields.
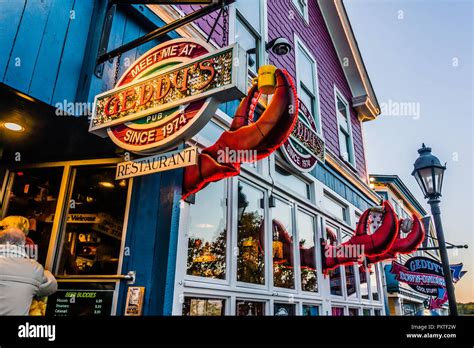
xmin=291 ymin=0 xmax=309 ymax=24
xmin=334 ymin=85 xmax=356 ymax=168
xmin=294 ymin=34 xmax=323 ymax=136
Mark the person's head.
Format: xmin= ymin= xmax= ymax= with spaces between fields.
xmin=0 ymin=216 xmax=30 ymax=235
xmin=0 ymin=227 xmax=26 ymax=247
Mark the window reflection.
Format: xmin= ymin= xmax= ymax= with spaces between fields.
xmin=326 ymin=224 xmax=342 ymax=296
xmin=332 ymin=307 xmax=344 ymax=316
xmin=57 ymin=166 xmax=128 ymax=275
xmin=297 ymin=211 xmax=317 ymax=292
xmin=359 ymin=265 xmax=369 ymax=300
xmin=370 ymin=268 xmax=379 ymax=301
xmin=3 ymin=168 xmax=62 ymax=266
xmin=274 ymin=303 xmax=295 ymax=316
xmin=303 ymin=305 xmax=319 ymax=316
xmin=187 ymin=181 xmax=227 ymax=279
xmin=342 ymin=231 xmax=357 ymax=298
xmin=237 ymin=182 xmax=265 ymax=285
xmin=348 ymin=308 xmax=359 ymax=316
xmin=236 ymin=300 xmax=265 ymax=316
xmin=272 ymin=199 xmax=295 ymax=289
xmin=182 ymin=297 xmax=225 ymax=316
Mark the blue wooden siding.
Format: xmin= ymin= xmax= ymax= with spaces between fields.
xmin=312 ymin=163 xmax=374 ymax=212
xmin=0 ymin=1 xmax=177 ymax=110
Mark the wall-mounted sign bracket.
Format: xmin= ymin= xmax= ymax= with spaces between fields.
xmin=95 ymin=0 xmax=231 ymax=74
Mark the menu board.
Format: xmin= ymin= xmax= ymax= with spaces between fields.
xmin=46 ymin=282 xmax=115 ymax=316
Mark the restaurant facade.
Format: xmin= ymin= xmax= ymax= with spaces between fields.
xmin=0 ymin=0 xmax=387 ymax=316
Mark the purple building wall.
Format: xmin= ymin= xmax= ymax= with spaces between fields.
xmin=178 ymin=1 xmax=367 ymax=180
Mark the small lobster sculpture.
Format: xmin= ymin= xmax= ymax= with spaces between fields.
xmin=182 ymin=68 xmax=298 ymax=200
xmin=322 ymin=200 xmax=426 ymax=274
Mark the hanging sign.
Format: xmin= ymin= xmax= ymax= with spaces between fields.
xmin=89 ymin=38 xmax=247 ymax=154
xmin=281 ymin=100 xmax=325 ymax=172
xmin=390 ymin=257 xmax=466 ymax=310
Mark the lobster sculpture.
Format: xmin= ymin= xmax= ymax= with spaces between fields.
xmin=182 ymin=68 xmax=298 ymax=200
xmin=323 ymin=200 xmax=399 ymax=273
xmin=365 ymin=214 xmax=425 ymax=264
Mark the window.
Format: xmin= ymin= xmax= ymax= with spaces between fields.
xmin=182 ymin=297 xmax=225 ymax=316
xmin=302 ymin=304 xmax=319 ymax=316
xmin=297 ymin=210 xmax=317 ymax=292
xmin=237 ymin=181 xmax=265 ymax=285
xmin=342 ymin=231 xmax=357 ymax=299
xmin=186 ymin=181 xmax=227 ymax=279
xmin=274 ymin=165 xmax=310 ymax=199
xmin=348 ymin=308 xmax=360 ymax=316
xmin=292 ymin=0 xmax=309 ymax=23
xmin=370 ymin=268 xmax=380 ymax=301
xmin=332 ymin=306 xmax=344 ymax=316
xmin=335 ymin=89 xmax=355 ymax=166
xmin=326 ymin=223 xmax=342 ymax=296
xmin=274 ymin=303 xmax=295 ymax=316
xmin=363 ymin=308 xmax=371 ymax=316
xmin=296 ymin=38 xmax=321 ymax=132
xmin=236 ymin=300 xmax=265 ymax=316
xmin=235 ymin=0 xmax=264 ymax=77
xmin=2 ymin=168 xmax=63 ymax=266
xmin=359 ymin=266 xmax=369 ymax=300
xmin=324 ymin=194 xmax=348 ymax=223
xmin=272 ymin=198 xmax=295 ymax=289
xmin=56 ymin=166 xmax=128 ymax=276
xmin=374 ymin=309 xmax=382 ymax=316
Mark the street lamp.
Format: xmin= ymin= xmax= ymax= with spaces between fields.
xmin=412 ymin=144 xmax=458 ymax=316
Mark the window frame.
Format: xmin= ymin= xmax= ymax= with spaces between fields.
xmin=291 ymin=0 xmax=309 ymax=24
xmin=294 ymin=34 xmax=323 ymax=135
xmin=334 ymin=86 xmax=356 ymax=167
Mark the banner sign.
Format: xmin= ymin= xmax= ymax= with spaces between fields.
xmin=115 ymin=146 xmax=198 ymax=180
xmin=390 ymin=256 xmax=466 ymax=310
xmin=89 ymin=38 xmax=247 ymax=154
xmin=281 ymin=100 xmax=325 ymax=172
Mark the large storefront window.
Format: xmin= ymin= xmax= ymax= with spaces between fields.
xmin=326 ymin=224 xmax=342 ymax=296
xmin=2 ymin=168 xmax=63 ymax=266
xmin=186 ymin=181 xmax=227 ymax=279
xmin=56 ymin=166 xmax=128 ymax=275
xmin=272 ymin=198 xmax=295 ymax=289
xmin=237 ymin=182 xmax=265 ymax=285
xmin=297 ymin=210 xmax=317 ymax=292
xmin=303 ymin=305 xmax=319 ymax=316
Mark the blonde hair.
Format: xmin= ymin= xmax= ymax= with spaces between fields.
xmin=0 ymin=216 xmax=30 ymax=235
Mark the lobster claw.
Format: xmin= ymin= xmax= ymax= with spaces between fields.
xmin=182 ymin=68 xmax=298 ymax=199
xmin=395 ymin=214 xmax=425 ymax=254
xmin=349 ymin=200 xmax=399 ymax=256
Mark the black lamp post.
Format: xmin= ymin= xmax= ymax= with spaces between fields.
xmin=412 ymin=144 xmax=458 ymax=315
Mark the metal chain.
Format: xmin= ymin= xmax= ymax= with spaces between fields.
xmin=114 ymin=52 xmax=122 ymax=86
xmin=222 ymin=5 xmax=229 ymax=46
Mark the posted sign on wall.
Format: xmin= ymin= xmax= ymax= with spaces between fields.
xmin=89 ymin=39 xmax=247 ymax=154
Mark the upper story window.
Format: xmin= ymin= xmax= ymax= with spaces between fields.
xmin=235 ymin=0 xmax=265 ymax=77
xmin=295 ymin=37 xmax=321 ymax=133
xmin=274 ymin=165 xmax=311 ymax=199
xmin=335 ymin=88 xmax=355 ymax=166
xmin=292 ymin=0 xmax=309 ymax=23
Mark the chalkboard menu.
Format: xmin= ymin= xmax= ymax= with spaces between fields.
xmin=46 ymin=282 xmax=115 ymax=316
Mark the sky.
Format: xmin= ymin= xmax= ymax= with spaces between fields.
xmin=344 ymin=0 xmax=473 ymax=303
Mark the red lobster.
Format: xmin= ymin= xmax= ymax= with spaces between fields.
xmin=322 ymin=200 xmax=399 ymax=273
xmin=365 ymin=214 xmax=425 ymax=264
xmin=182 ymin=69 xmax=298 ymax=199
